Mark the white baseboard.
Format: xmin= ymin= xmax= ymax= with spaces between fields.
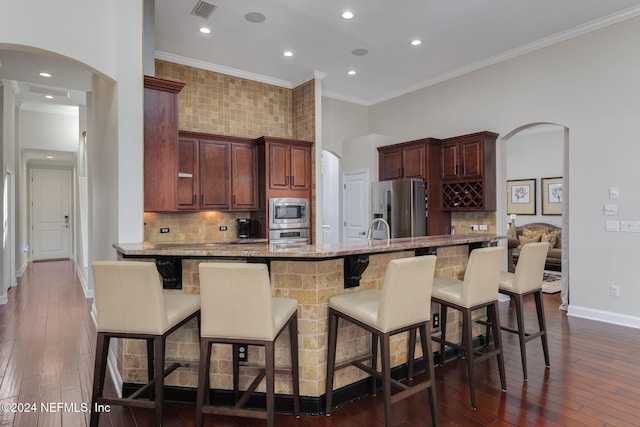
xmin=74 ymin=261 xmax=93 ymax=298
xmin=16 ymin=260 xmax=28 ymax=277
xmin=0 ymin=294 xmax=7 ymax=304
xmin=107 ymin=340 xmax=123 ymax=398
xmin=568 ymin=305 xmax=640 ymax=330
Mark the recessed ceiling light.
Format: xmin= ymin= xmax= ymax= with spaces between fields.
xmin=411 ymin=39 xmax=422 ymax=46
xmin=245 ymin=12 xmax=266 ymax=23
xmin=351 ymin=48 xmax=369 ymax=56
xmin=44 ymin=95 xmax=54 ymax=99
xmin=347 ymin=70 xmax=357 ymax=76
xmin=46 ymin=155 xmax=54 ymax=159
xmin=283 ymin=51 xmax=294 ymax=57
xmin=342 ymin=11 xmax=354 ymax=20
xmin=199 ymin=27 xmax=211 ymax=34
xmin=39 ymin=72 xmax=52 ymax=78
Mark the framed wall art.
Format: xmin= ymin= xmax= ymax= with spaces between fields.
xmin=507 ymin=179 xmax=536 ymax=215
xmin=542 ymin=177 xmax=563 ymax=215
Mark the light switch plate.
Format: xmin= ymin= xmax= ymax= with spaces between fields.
xmin=604 ymin=204 xmax=618 ymax=216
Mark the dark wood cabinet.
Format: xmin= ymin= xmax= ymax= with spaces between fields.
xmin=177 ymin=131 xmax=257 ymax=212
xmin=143 ymin=76 xmax=185 ymax=212
xmin=262 ymin=138 xmax=311 ymax=192
xmin=441 ymin=131 xmax=498 ymax=211
xmin=377 ymin=138 xmax=451 ymax=235
xmin=378 ymin=143 xmax=425 ymax=180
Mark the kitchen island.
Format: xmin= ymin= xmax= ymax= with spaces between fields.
xmin=113 ymin=234 xmax=501 ymax=413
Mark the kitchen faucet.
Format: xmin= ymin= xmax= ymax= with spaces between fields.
xmin=366 ymin=218 xmax=390 ymax=240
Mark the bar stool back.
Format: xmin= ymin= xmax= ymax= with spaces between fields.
xmin=196 ymin=263 xmax=299 ymax=427
xmin=498 ymin=241 xmax=550 ymax=380
xmin=429 ymin=246 xmax=505 ymax=409
xmin=90 ymin=261 xmax=201 ymax=427
xmin=325 ymin=255 xmax=438 ymax=427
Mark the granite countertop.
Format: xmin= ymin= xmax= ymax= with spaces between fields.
xmin=114 ymin=234 xmax=503 ymax=259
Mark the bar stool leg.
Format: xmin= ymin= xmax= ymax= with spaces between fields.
xmin=371 ymin=333 xmax=379 ymax=394
xmin=232 ymin=344 xmax=240 ymax=403
xmin=381 ymin=333 xmax=392 ymax=427
xmin=419 ymin=323 xmax=438 ymax=426
xmin=461 ymin=308 xmax=476 ymax=409
xmin=154 ymin=336 xmax=165 ymax=426
xmin=90 ymin=332 xmax=110 ymax=427
xmin=438 ymin=304 xmax=447 ymax=365
xmin=534 ymin=290 xmax=551 ymax=368
xmin=289 ymin=316 xmax=300 ymax=416
xmin=488 ymin=303 xmax=507 ymax=391
xmin=325 ymin=309 xmax=339 ymax=415
xmin=513 ymin=293 xmax=528 ymax=380
xmin=195 ymin=339 xmax=212 ymax=427
xmin=265 ymin=341 xmax=275 ymax=427
xmin=407 ymin=329 xmax=416 ymax=380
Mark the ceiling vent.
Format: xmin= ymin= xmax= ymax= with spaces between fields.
xmin=26 ymin=84 xmax=70 ymax=98
xmin=191 ymin=1 xmax=216 ymax=19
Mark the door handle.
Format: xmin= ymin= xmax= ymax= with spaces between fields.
xmin=358 ymin=231 xmax=366 ymax=235
xmin=64 ymin=215 xmax=69 ymax=228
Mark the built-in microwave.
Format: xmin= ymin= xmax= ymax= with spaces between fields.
xmin=269 ymin=198 xmax=309 ymax=229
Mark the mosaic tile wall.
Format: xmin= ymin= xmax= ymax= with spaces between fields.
xmin=156 ymin=60 xmax=294 ymax=139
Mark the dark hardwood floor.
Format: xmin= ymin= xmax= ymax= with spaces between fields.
xmin=2 ymin=260 xmax=640 ymax=426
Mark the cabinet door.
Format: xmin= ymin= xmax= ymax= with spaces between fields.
xmin=177 ymin=138 xmax=198 ymax=209
xmin=460 ymin=138 xmax=483 ymax=179
xmin=290 ymin=145 xmax=310 ymax=190
xmin=268 ymin=143 xmax=290 ymax=190
xmin=441 ymin=141 xmax=460 ymax=180
xmin=200 ymin=141 xmax=230 ymax=210
xmin=379 ymin=148 xmax=403 ymax=180
xmin=231 ymin=143 xmax=257 ymax=210
xmin=402 ymin=144 xmax=426 ymax=179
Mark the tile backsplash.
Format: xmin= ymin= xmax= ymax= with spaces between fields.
xmin=144 ymin=211 xmax=251 ymax=243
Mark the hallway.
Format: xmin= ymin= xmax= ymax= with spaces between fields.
xmin=2 ymin=261 xmax=640 ymax=426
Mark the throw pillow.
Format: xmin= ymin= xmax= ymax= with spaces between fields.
xmin=518 ymin=234 xmax=541 ymax=246
xmin=541 ymin=232 xmax=557 ymax=249
xmin=523 ymin=228 xmax=543 ymax=239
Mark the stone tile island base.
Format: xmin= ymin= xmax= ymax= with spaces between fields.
xmin=113 ymin=234 xmax=500 ymax=412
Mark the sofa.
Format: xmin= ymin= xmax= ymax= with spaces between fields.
xmin=508 ymin=222 xmax=561 ymax=272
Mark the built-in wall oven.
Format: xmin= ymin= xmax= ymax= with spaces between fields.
xmin=269 ymin=198 xmax=309 ymax=229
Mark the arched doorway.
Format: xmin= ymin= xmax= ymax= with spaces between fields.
xmin=500 ymin=123 xmax=569 ymax=310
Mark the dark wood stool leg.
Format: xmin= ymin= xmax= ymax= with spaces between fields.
xmin=265 ymin=341 xmax=275 ymax=427
xmin=154 ymin=336 xmax=165 ymax=426
xmin=438 ymin=304 xmax=447 ymax=366
xmin=288 ymin=316 xmax=300 ymax=416
xmin=90 ymin=332 xmax=110 ymax=427
xmin=534 ymin=290 xmax=551 ymax=368
xmin=419 ymin=322 xmax=438 ymax=427
xmin=195 ymin=338 xmax=212 ymax=427
xmin=407 ymin=328 xmax=417 ymax=379
xmin=381 ymin=332 xmax=392 ymax=427
xmin=232 ymin=344 xmax=240 ymax=403
xmin=370 ymin=332 xmax=379 ymax=395
xmin=488 ymin=303 xmax=507 ymax=391
xmin=325 ymin=309 xmax=339 ymax=415
xmin=461 ymin=308 xmax=476 ymax=409
xmin=513 ymin=293 xmax=528 ymax=380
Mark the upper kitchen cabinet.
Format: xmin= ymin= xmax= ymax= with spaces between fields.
xmin=257 ymin=137 xmax=312 ymax=194
xmin=143 ymin=76 xmax=185 ymax=212
xmin=377 ymin=142 xmax=427 ymax=181
xmin=177 ymin=131 xmax=258 ymax=212
xmin=441 ymin=131 xmax=498 ymax=211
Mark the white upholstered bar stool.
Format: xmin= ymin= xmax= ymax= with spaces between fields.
xmin=90 ymin=261 xmax=201 ymax=427
xmin=196 ymin=263 xmax=299 ymax=427
xmin=430 ymin=246 xmax=506 ymax=409
xmin=325 ymin=256 xmax=438 ymax=427
xmin=497 ymin=241 xmax=550 ymax=380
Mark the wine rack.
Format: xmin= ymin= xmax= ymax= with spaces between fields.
xmin=442 ymin=182 xmax=485 ymax=210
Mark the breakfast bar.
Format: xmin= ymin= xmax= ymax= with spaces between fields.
xmin=113 ymin=233 xmax=501 ymax=413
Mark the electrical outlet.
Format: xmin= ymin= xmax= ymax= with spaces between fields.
xmin=610 ymin=285 xmax=620 ymax=297
xmin=479 ymin=224 xmax=488 ymax=231
xmin=432 ymin=313 xmax=439 ymax=328
xmin=219 ymin=225 xmax=227 ymax=231
xmin=470 ymin=224 xmax=479 ymax=231
xmin=237 ymin=345 xmax=248 ymax=362
xmin=160 ymin=228 xmax=170 ymax=233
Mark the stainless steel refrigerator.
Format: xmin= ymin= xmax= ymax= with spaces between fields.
xmin=370 ymin=179 xmax=427 ymax=239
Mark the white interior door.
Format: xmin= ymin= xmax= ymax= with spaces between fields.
xmin=31 ymin=169 xmax=72 ymax=261
xmin=343 ymin=170 xmax=369 ymax=241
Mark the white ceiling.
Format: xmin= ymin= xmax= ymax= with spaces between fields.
xmin=1 ymin=0 xmax=640 ymax=113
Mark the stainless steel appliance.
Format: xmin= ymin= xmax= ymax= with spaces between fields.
xmin=236 ymin=218 xmax=251 ymax=238
xmin=268 ymin=228 xmax=309 ymax=246
xmin=370 ymin=179 xmax=427 ymax=239
xmin=269 ymin=198 xmax=309 ymax=229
